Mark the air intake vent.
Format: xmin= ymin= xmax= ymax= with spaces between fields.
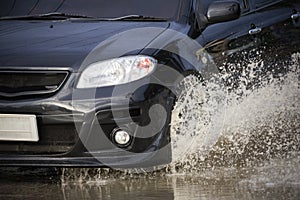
xmin=0 ymin=71 xmax=69 ymax=98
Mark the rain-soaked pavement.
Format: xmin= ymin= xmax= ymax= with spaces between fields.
xmin=0 ymin=52 xmax=299 ymax=199
xmin=0 ymin=159 xmax=300 ymax=200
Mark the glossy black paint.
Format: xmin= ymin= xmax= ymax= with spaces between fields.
xmin=201 ymin=0 xmax=300 ymax=65
xmin=0 ymin=0 xmax=299 ymax=167
xmin=207 ymin=1 xmax=241 ymax=23
xmin=0 ymin=21 xmax=169 ymax=68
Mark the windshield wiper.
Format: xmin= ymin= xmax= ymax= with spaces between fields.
xmin=71 ymin=15 xmax=167 ymax=22
xmin=0 ymin=13 xmax=167 ymax=22
xmin=0 ymin=12 xmax=96 ymax=20
xmin=107 ymin=15 xmax=167 ymax=21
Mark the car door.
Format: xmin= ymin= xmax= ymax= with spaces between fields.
xmin=200 ymin=0 xmax=263 ymax=65
xmin=200 ymin=0 xmax=300 ymax=68
xmin=249 ymin=0 xmax=300 ymax=61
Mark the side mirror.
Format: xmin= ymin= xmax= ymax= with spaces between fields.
xmin=206 ymin=1 xmax=241 ymax=24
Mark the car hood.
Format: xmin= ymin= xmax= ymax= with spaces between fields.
xmin=0 ymin=20 xmax=169 ymax=71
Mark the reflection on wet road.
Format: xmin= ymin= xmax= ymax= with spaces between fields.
xmin=1 ymin=158 xmax=300 ymax=200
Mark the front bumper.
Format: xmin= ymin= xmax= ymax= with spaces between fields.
xmin=0 ymin=79 xmax=174 ymax=167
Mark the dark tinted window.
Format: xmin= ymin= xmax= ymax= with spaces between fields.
xmin=254 ymin=0 xmax=274 ymax=7
xmin=238 ymin=0 xmax=249 ymax=12
xmin=1 ymin=0 xmax=39 ymax=16
xmin=0 ymin=0 xmax=181 ymax=19
xmin=0 ymin=0 xmax=15 ymax=16
xmin=30 ymin=0 xmax=64 ymax=15
xmin=238 ymin=0 xmax=246 ymax=9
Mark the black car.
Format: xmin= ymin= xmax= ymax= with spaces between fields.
xmin=0 ymin=0 xmax=299 ymax=168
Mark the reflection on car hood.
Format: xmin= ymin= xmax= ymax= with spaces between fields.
xmin=0 ymin=21 xmax=169 ymax=70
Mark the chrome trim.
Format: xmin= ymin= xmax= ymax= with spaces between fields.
xmin=291 ymin=13 xmax=300 ymax=20
xmin=249 ymin=27 xmax=262 ymax=35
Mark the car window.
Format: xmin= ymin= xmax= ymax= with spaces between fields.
xmin=0 ymin=0 xmax=14 ymax=16
xmin=0 ymin=0 xmax=182 ymax=20
xmin=1 ymin=0 xmax=39 ymax=17
xmin=253 ymin=0 xmax=274 ymax=8
xmin=238 ymin=0 xmax=250 ymax=12
xmin=238 ymin=0 xmax=246 ymax=9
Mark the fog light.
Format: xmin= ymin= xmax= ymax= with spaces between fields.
xmin=113 ymin=130 xmax=131 ymax=146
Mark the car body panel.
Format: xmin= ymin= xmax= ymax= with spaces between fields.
xmin=201 ymin=0 xmax=300 ymax=63
xmin=0 ymin=21 xmax=169 ymax=70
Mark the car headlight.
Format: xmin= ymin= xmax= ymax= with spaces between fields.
xmin=77 ymin=55 xmax=157 ymax=88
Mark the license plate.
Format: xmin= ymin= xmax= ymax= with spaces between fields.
xmin=0 ymin=114 xmax=39 ymax=142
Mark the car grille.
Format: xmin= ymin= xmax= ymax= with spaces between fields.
xmin=0 ymin=71 xmax=69 ymax=98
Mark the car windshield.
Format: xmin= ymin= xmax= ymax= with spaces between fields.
xmin=0 ymin=0 xmax=182 ymax=20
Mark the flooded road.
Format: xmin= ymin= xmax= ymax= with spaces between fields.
xmin=0 ymin=53 xmax=299 ymax=199
xmin=1 ymin=158 xmax=300 ymax=200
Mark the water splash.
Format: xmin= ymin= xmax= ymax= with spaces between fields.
xmin=170 ymin=53 xmax=300 ymax=173
xmin=239 ymin=156 xmax=300 ymax=188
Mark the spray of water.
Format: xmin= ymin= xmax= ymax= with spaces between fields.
xmin=61 ymin=53 xmax=300 ymax=183
xmin=169 ymin=53 xmax=300 ymax=173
